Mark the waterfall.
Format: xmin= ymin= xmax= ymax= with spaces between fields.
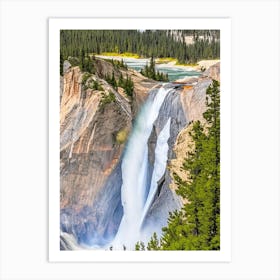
xmin=111 ymin=86 xmax=172 ymax=250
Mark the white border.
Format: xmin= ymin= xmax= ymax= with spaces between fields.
xmin=49 ymin=18 xmax=231 ymax=262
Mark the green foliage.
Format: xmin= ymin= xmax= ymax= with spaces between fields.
xmin=118 ymin=73 xmax=134 ymax=97
xmin=99 ymin=91 xmax=116 ymax=109
xmin=135 ymin=242 xmax=140 ymax=251
xmin=105 ymin=58 xmax=128 ymax=70
xmin=118 ymin=72 xmax=124 ymax=86
xmin=105 ymin=72 xmax=134 ymax=97
xmin=87 ymin=79 xmax=104 ymax=91
xmin=140 ymin=80 xmax=220 ymax=251
xmin=60 ymin=53 xmax=64 ymax=76
xmin=81 ymin=73 xmax=92 ymax=88
xmin=60 ymin=30 xmax=220 ymax=65
xmin=67 ymin=56 xmax=79 ymax=67
xmin=147 ymin=233 xmax=160 ymax=250
xmin=105 ymin=72 xmax=118 ymax=90
xmin=135 ymin=241 xmax=146 ymax=251
xmin=140 ymin=57 xmax=169 ymax=81
xmin=79 ymin=48 xmax=95 ymax=73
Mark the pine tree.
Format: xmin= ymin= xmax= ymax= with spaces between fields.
xmin=118 ymin=72 xmax=124 ymax=87
xmin=147 ymin=233 xmax=160 ymax=250
xmin=135 ymin=242 xmax=140 ymax=251
xmin=150 ymin=56 xmax=156 ymax=79
xmin=111 ymin=72 xmax=117 ymax=90
xmin=79 ymin=48 xmax=85 ymax=71
xmin=60 ymin=53 xmax=64 ymax=76
xmin=123 ymin=74 xmax=134 ymax=96
xmin=140 ymin=57 xmax=168 ymax=82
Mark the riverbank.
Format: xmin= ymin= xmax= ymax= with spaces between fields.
xmin=157 ymin=59 xmax=220 ymax=71
xmin=96 ymin=55 xmax=219 ymax=72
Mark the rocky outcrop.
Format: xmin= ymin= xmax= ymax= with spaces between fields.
xmin=204 ymin=62 xmax=220 ymax=82
xmin=94 ymin=58 xmax=157 ymax=117
xmin=129 ymin=71 xmax=157 ymax=118
xmin=168 ymin=63 xmax=220 ymax=201
xmin=168 ymin=123 xmax=194 ymax=199
xmin=60 ymin=60 xmax=157 ymax=246
xmin=179 ymin=77 xmax=212 ymax=122
xmin=143 ymin=63 xmax=220 ymax=235
xmin=60 ymin=64 xmax=132 ymax=244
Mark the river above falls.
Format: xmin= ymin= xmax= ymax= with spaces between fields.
xmin=97 ymin=56 xmax=201 ymax=82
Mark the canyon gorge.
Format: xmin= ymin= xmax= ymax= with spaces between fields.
xmin=59 ymin=57 xmax=220 ymax=250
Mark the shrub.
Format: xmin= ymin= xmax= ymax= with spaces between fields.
xmin=99 ymin=91 xmax=116 ymax=109
xmin=116 ymin=129 xmax=128 ymax=144
xmin=88 ymin=79 xmax=104 ymax=91
xmin=81 ymin=72 xmax=91 ymax=85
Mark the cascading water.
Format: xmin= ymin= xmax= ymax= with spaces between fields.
xmin=112 ymin=86 xmax=172 ymax=250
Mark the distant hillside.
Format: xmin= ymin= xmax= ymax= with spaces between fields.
xmin=168 ymin=30 xmax=220 ymax=44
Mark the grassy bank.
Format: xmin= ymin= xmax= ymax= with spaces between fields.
xmin=176 ymin=62 xmax=199 ymax=67
xmin=155 ymin=57 xmax=177 ymax=64
xmin=155 ymin=57 xmax=199 ymax=67
xmin=100 ymin=52 xmax=140 ymax=59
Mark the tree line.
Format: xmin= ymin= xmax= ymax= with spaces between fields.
xmin=136 ymin=80 xmax=220 ymax=250
xmin=60 ymin=30 xmax=220 ymax=64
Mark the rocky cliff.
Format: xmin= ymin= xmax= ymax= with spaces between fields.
xmin=60 ymin=59 xmax=156 ymax=245
xmin=142 ymin=76 xmax=214 ymax=238
xmin=59 ymin=59 xmax=220 ymax=248
xmin=168 ymin=65 xmax=220 ymax=201
xmin=204 ymin=62 xmax=220 ymax=82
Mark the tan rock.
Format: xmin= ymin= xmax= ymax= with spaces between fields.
xmin=204 ymin=62 xmax=220 ymax=82
xmin=60 ymin=67 xmax=132 ymax=211
xmin=169 ymin=123 xmax=193 ymax=203
xmin=59 ymin=62 xmax=157 ymax=213
xmin=169 ymin=62 xmax=220 ymax=203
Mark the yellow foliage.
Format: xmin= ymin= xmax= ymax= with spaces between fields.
xmin=116 ymin=129 xmax=128 ymax=144
xmin=100 ymin=52 xmax=140 ymax=59
xmin=175 ymin=61 xmax=199 ymax=67
xmin=156 ymin=57 xmax=177 ymax=64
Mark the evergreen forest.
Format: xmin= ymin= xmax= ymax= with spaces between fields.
xmin=60 ymin=30 xmax=220 ymax=64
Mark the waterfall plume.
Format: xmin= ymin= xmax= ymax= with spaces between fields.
xmin=112 ymin=86 xmax=172 ymax=249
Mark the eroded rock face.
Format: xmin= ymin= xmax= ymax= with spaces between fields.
xmin=59 ymin=61 xmax=157 ymax=246
xmin=60 ymin=65 xmax=132 ymax=244
xmin=204 ymin=62 xmax=220 ymax=82
xmin=129 ymin=71 xmax=157 ymax=118
xmin=167 ymin=63 xmax=220 ymax=202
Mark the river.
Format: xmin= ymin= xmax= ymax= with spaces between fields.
xmin=98 ymin=56 xmax=201 ymax=81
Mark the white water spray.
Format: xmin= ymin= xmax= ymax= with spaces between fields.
xmin=112 ymin=86 xmax=172 ymax=249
